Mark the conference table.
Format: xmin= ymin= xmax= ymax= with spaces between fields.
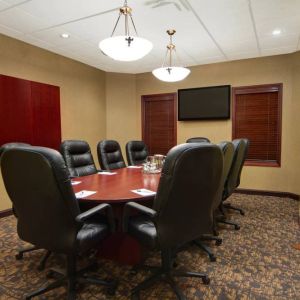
xmin=72 ymin=166 xmax=161 ymax=264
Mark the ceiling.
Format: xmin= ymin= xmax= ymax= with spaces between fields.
xmin=0 ymin=0 xmax=300 ymax=74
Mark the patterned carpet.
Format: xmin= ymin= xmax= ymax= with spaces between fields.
xmin=0 ymin=194 xmax=299 ymax=299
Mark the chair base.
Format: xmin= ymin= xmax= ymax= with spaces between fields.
xmin=224 ymin=203 xmax=245 ymax=215
xmin=16 ymin=246 xmax=51 ymax=271
xmin=25 ymin=256 xmax=117 ymax=299
xmin=218 ymin=219 xmax=240 ymax=230
xmin=131 ymin=268 xmax=209 ymax=300
xmin=131 ymin=249 xmax=209 ymax=300
xmin=193 ymin=237 xmax=222 ymax=262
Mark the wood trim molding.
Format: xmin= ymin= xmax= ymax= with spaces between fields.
xmin=235 ymin=188 xmax=299 ymax=200
xmin=0 ymin=208 xmax=13 ymax=218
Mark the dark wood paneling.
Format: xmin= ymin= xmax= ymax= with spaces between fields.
xmin=0 ymin=208 xmax=13 ymax=218
xmin=0 ymin=75 xmax=33 ymax=145
xmin=235 ymin=188 xmax=299 ymax=201
xmin=142 ymin=93 xmax=177 ymax=155
xmin=232 ymin=83 xmax=282 ymax=167
xmin=0 ymin=74 xmax=61 ymax=149
xmin=31 ymin=82 xmax=61 ymax=150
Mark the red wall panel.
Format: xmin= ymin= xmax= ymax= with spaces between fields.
xmin=0 ymin=74 xmax=61 ymax=150
xmin=31 ymin=82 xmax=61 ymax=149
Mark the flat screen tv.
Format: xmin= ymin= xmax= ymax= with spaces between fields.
xmin=178 ymin=85 xmax=231 ymax=120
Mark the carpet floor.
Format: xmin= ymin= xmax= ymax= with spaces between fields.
xmin=0 ymin=194 xmax=299 ymax=299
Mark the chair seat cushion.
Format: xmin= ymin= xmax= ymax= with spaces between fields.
xmin=128 ymin=216 xmax=157 ymax=249
xmin=77 ymin=219 xmax=109 ymax=253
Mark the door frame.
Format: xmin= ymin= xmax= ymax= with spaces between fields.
xmin=141 ymin=93 xmax=177 ymax=146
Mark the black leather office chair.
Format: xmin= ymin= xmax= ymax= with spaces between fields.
xmin=1 ymin=146 xmax=117 ymax=299
xmin=0 ymin=142 xmax=51 ymax=270
xmin=60 ymin=140 xmax=97 ymax=177
xmin=123 ymin=143 xmax=223 ymax=299
xmin=193 ymin=141 xmax=235 ymax=261
xmin=126 ymin=140 xmax=148 ymax=166
xmin=97 ymin=140 xmax=126 ymax=170
xmin=186 ymin=137 xmax=210 ymax=143
xmin=222 ymin=138 xmax=249 ymax=214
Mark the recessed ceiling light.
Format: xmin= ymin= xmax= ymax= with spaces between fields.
xmin=60 ymin=33 xmax=70 ymax=39
xmin=272 ymin=29 xmax=281 ymax=36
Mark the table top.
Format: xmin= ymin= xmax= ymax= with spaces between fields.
xmin=72 ymin=167 xmax=161 ymax=203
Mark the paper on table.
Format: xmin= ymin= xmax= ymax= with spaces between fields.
xmin=98 ymin=171 xmax=117 ymax=175
xmin=127 ymin=166 xmax=143 ymax=169
xmin=75 ymin=190 xmax=97 ymax=199
xmin=71 ymin=181 xmax=81 ymax=185
xmin=131 ymin=188 xmax=156 ymax=196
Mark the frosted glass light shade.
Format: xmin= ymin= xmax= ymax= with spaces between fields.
xmin=99 ymin=35 xmax=153 ymax=61
xmin=152 ymin=66 xmax=190 ymax=82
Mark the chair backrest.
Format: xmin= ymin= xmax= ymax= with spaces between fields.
xmin=97 ymin=140 xmax=126 ymax=170
xmin=223 ymin=138 xmax=249 ymax=200
xmin=0 ymin=143 xmax=31 ymax=218
xmin=60 ymin=140 xmax=97 ymax=177
xmin=186 ymin=137 xmax=210 ymax=143
xmin=217 ymin=141 xmax=234 ymax=207
xmin=0 ymin=142 xmax=31 ymax=158
xmin=126 ymin=140 xmax=149 ymax=166
xmin=153 ymin=143 xmax=223 ymax=249
xmin=1 ymin=146 xmax=81 ymax=253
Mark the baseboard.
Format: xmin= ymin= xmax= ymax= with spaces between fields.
xmin=235 ymin=188 xmax=299 ymax=200
xmin=0 ymin=208 xmax=13 ymax=218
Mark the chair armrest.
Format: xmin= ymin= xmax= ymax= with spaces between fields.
xmin=123 ymin=202 xmax=157 ymax=232
xmin=76 ymin=203 xmax=115 ymax=232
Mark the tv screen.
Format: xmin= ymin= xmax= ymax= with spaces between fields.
xmin=178 ymin=85 xmax=231 ymax=120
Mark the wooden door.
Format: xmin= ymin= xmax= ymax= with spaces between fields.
xmin=142 ymin=93 xmax=177 ymax=155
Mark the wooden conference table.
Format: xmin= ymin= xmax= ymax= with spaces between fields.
xmin=72 ymin=166 xmax=161 ymax=264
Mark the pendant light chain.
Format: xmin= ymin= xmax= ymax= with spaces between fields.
xmin=152 ymin=29 xmax=190 ymax=82
xmin=99 ymin=0 xmax=153 ymax=61
xmin=111 ymin=13 xmax=122 ymax=37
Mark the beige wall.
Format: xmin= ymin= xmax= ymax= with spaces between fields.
xmin=105 ymin=72 xmax=137 ymax=160
xmin=1 ymin=33 xmax=299 ymax=211
xmin=132 ymin=55 xmax=298 ymax=194
xmin=289 ymin=51 xmax=300 ymax=194
xmin=0 ymin=34 xmax=107 ymax=210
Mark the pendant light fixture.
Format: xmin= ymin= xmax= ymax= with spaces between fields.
xmin=152 ymin=30 xmax=190 ymax=82
xmin=99 ymin=0 xmax=153 ymax=61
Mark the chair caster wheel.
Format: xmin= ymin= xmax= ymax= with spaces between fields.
xmin=240 ymin=211 xmax=245 ymax=216
xmin=15 ymin=253 xmax=23 ymax=260
xmin=46 ymin=270 xmax=55 ymax=279
xmin=37 ymin=264 xmax=45 ymax=271
xmin=131 ymin=292 xmax=140 ymax=300
xmin=202 ymin=276 xmax=210 ymax=285
xmin=215 ymin=239 xmax=222 ymax=246
xmin=107 ymin=287 xmax=117 ymax=296
xmin=234 ymin=225 xmax=240 ymax=230
xmin=129 ymin=269 xmax=138 ymax=276
xmin=209 ymin=255 xmax=216 ymax=262
xmin=173 ymin=261 xmax=178 ymax=268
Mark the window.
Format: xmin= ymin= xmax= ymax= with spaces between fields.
xmin=232 ymin=84 xmax=282 ymax=167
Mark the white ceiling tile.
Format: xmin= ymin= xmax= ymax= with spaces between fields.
xmin=188 ymin=0 xmax=258 ymax=53
xmin=4 ymin=0 xmax=29 ymax=5
xmin=0 ymin=1 xmax=10 ymax=11
xmin=0 ymin=7 xmax=49 ymax=33
xmin=261 ymin=45 xmax=296 ymax=56
xmin=0 ymin=22 xmax=22 ymax=37
xmin=31 ymin=27 xmax=82 ymax=47
xmin=260 ymin=33 xmax=298 ymax=50
xmin=0 ymin=0 xmax=300 ymax=73
xmin=19 ymin=0 xmax=119 ymax=28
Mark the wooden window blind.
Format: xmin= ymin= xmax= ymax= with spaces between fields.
xmin=232 ymin=84 xmax=282 ymax=167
